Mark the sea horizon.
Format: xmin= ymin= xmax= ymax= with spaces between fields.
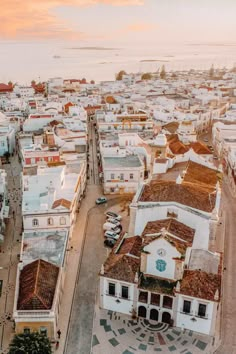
xmin=1 ymin=40 xmax=236 ymax=84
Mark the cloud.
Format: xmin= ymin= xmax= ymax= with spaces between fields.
xmin=0 ymin=0 xmax=144 ymax=40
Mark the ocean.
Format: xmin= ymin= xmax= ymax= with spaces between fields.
xmin=0 ymin=41 xmax=236 ymax=84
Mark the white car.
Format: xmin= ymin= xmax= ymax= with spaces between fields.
xmin=107 ymin=217 xmax=121 ymax=227
xmin=103 ymin=222 xmax=121 ymax=233
xmin=104 ymin=231 xmax=120 ymax=240
xmin=105 ymin=211 xmax=122 ymax=221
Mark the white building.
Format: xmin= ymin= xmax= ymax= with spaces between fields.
xmin=100 ymin=227 xmax=221 ymax=335
xmin=22 ymin=163 xmax=86 ymax=238
xmin=102 ymin=154 xmax=144 ymax=194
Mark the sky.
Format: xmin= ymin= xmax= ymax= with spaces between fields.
xmin=1 ymin=0 xmax=236 ymax=44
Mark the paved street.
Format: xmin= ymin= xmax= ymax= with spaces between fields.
xmin=215 ymin=181 xmax=236 ymax=354
xmin=0 ymin=155 xmax=22 ymax=353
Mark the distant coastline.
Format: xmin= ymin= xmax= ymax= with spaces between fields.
xmin=66 ymin=47 xmax=120 ymax=51
xmin=140 ymin=59 xmax=169 ymax=62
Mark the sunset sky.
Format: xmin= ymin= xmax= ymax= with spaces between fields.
xmin=1 ymin=0 xmax=236 ymax=43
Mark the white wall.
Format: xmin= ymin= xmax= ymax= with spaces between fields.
xmin=144 ymin=238 xmax=181 ymax=280
xmin=176 ymin=294 xmax=217 ymax=335
xmin=100 ymin=277 xmax=135 ymax=316
xmin=23 ymin=213 xmax=70 ymax=231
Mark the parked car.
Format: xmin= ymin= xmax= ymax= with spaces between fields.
xmin=107 ymin=217 xmax=121 ymax=227
xmin=103 ymin=222 xmax=120 ymax=232
xmin=203 ymin=138 xmax=208 ymax=142
xmin=96 ymin=196 xmax=107 ymax=205
xmin=104 ymin=239 xmax=116 ymax=248
xmin=104 ymin=231 xmax=120 ymax=239
xmin=105 ymin=211 xmax=122 ymax=221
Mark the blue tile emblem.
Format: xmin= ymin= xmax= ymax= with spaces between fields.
xmin=156 ymin=259 xmax=167 ymax=272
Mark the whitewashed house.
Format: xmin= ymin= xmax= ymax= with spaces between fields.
xmin=22 ymin=163 xmax=86 ymax=238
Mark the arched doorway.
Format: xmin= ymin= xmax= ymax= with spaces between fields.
xmin=138 ymin=306 xmax=147 ymax=318
xmin=150 ymin=309 xmax=159 ymax=322
xmin=162 ymin=312 xmax=171 ymax=324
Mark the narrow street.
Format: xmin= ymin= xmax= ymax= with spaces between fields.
xmin=0 ymin=155 xmax=22 ymax=353
xmin=63 ymin=119 xmax=106 ymax=354
xmin=215 ymin=181 xmax=236 ymax=354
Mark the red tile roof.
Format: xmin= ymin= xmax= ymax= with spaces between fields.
xmin=179 ymin=270 xmax=221 ymax=301
xmin=17 ymin=259 xmax=59 ymax=310
xmin=102 ymin=254 xmax=139 ymax=283
xmin=142 ymin=218 xmax=195 ymax=244
xmin=52 ymin=198 xmax=71 ymax=210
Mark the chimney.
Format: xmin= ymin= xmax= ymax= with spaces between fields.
xmin=176 ymin=174 xmax=182 ymax=184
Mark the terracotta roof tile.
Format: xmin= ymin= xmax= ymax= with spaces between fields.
xmin=139 ymin=180 xmax=216 ymax=212
xmin=17 ymin=259 xmax=59 ymax=310
xmin=102 ymin=254 xmax=139 ymax=283
xmin=142 ymin=218 xmax=194 ymax=244
xmin=179 ymin=270 xmax=221 ymax=301
xmin=139 ymin=161 xmax=221 ymax=212
xmin=117 ymin=236 xmax=142 ymax=257
xmin=52 ymin=198 xmax=71 ymax=210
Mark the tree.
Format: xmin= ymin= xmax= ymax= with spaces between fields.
xmin=9 ymin=332 xmax=52 ymax=354
xmin=209 ymin=64 xmax=215 ymax=78
xmin=116 ymin=70 xmax=126 ymax=81
xmin=141 ymin=73 xmax=152 ymax=80
xmin=160 ymin=65 xmax=166 ymax=80
xmin=90 ymin=80 xmax=95 ymax=84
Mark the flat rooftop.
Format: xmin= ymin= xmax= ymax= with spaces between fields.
xmin=22 ymin=230 xmax=68 ymax=266
xmin=103 ymin=155 xmax=143 ymax=168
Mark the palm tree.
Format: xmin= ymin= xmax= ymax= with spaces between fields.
xmin=9 ymin=332 xmax=52 ymax=354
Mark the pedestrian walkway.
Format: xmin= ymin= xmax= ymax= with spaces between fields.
xmin=0 ymin=156 xmax=22 ymax=353
xmin=92 ymin=307 xmax=213 ymax=354
xmin=55 ymin=184 xmax=102 ymax=354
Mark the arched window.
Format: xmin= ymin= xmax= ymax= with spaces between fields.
xmin=138 ymin=306 xmax=147 ymax=318
xmin=162 ymin=312 xmax=171 ymax=324
xmin=150 ymin=309 xmax=159 ymax=322
xmin=47 ymin=217 xmax=53 ymax=226
xmin=60 ymin=217 xmax=66 ymax=225
xmin=32 ymin=219 xmax=38 ymax=226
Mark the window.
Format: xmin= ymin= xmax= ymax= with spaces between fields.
xmin=198 ymin=304 xmax=207 ymax=317
xmin=183 ymin=300 xmax=191 ymax=314
xmin=139 ymin=291 xmax=148 ymax=303
xmin=151 ymin=293 xmax=160 ymax=306
xmin=163 ymin=296 xmax=173 ymax=309
xmin=60 ymin=217 xmax=66 ymax=225
xmin=120 ymin=173 xmax=124 ymax=181
xmin=121 ymin=286 xmax=129 ymax=299
xmin=32 ymin=218 xmax=38 ymax=226
xmin=111 ymin=173 xmax=115 ymax=180
xmin=24 ymin=328 xmax=30 ymax=334
xmin=40 ymin=327 xmax=47 ymax=336
xmin=47 ymin=217 xmax=53 ymax=225
xmin=130 ymin=173 xmax=134 ymax=180
xmin=108 ymin=282 xmax=115 ymax=296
